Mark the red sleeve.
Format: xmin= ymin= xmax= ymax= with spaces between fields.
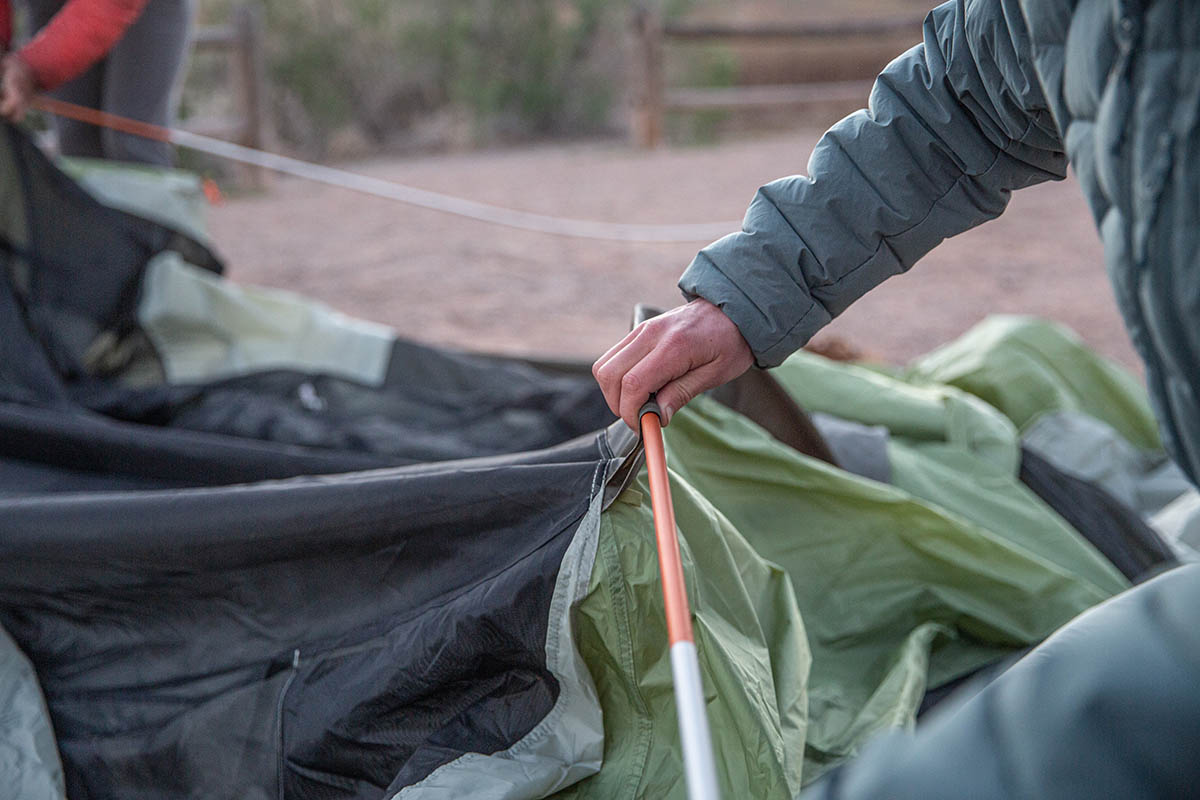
xmin=1 ymin=1 xmax=12 ymax=50
xmin=18 ymin=0 xmax=150 ymax=91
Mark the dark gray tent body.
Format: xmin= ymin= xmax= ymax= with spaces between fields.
xmin=0 ymin=122 xmax=635 ymax=798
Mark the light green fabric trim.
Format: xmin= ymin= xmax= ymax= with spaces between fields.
xmin=0 ymin=625 xmax=64 ymax=800
xmin=59 ymin=157 xmax=211 ymax=244
xmin=138 ymin=253 xmax=394 ymax=386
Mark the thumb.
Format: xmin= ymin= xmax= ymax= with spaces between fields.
xmin=654 ymin=360 xmax=728 ymax=426
xmin=0 ymin=83 xmax=17 ymax=121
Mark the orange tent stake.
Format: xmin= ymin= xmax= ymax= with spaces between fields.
xmin=640 ymin=399 xmax=721 ymax=800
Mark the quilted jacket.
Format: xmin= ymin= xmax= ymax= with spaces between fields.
xmin=680 ymin=0 xmax=1200 ymax=483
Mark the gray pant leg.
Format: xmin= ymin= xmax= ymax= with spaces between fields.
xmin=99 ymin=0 xmax=193 ymax=165
xmin=18 ymin=0 xmax=105 ymax=158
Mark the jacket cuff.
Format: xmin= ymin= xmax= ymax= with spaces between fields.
xmin=679 ymin=243 xmax=831 ymax=368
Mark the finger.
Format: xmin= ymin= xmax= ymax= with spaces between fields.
xmin=0 ymin=86 xmax=20 ymax=122
xmin=616 ymin=330 xmax=697 ymax=429
xmin=653 ymin=358 xmax=732 ymax=426
xmin=593 ymin=324 xmax=659 ymax=420
xmin=592 ymin=325 xmax=640 ymax=375
xmin=591 ymin=325 xmax=642 ymax=413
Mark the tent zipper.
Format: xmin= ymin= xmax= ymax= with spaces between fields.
xmin=276 ymin=648 xmax=301 ymax=800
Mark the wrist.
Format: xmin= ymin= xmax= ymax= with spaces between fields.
xmin=13 ymin=45 xmax=54 ymax=92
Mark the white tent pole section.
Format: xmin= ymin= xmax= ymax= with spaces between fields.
xmin=33 ymin=96 xmax=739 ymax=244
xmin=671 ymin=641 xmax=721 ymax=800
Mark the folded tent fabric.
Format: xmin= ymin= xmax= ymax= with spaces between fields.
xmin=799 ymin=563 xmax=1200 ymax=800
xmin=906 ymin=315 xmax=1162 ymax=450
xmin=1017 ymin=448 xmax=1176 ymax=581
xmin=0 ymin=121 xmax=1182 ymax=799
xmin=0 ymin=121 xmax=627 ymax=799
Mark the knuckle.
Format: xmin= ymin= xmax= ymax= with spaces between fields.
xmin=644 ymin=317 xmax=672 ymax=341
xmin=667 ymin=386 xmax=693 ymax=409
xmin=659 ymin=330 xmax=688 ymax=356
xmin=594 ymin=361 xmax=618 ymax=386
xmin=620 ymin=371 xmax=642 ymax=395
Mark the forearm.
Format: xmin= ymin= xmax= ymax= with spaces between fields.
xmin=19 ymin=0 xmax=149 ymax=90
xmin=681 ymin=0 xmax=1067 ymax=367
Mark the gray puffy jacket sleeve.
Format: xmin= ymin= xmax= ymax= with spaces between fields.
xmin=679 ymin=0 xmax=1067 ymax=367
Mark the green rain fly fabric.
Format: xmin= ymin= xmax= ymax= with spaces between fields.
xmin=562 ymin=378 xmax=1126 ymax=797
xmin=906 ymin=316 xmax=1160 ymax=449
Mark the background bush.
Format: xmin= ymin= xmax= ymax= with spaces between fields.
xmin=190 ymin=0 xmax=918 ymax=158
xmin=195 ymin=0 xmax=651 ymax=156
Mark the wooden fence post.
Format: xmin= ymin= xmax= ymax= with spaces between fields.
xmin=631 ymin=7 xmax=664 ymax=149
xmin=232 ymin=2 xmax=269 ymax=187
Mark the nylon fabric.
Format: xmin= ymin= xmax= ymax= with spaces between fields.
xmin=391 ymin=479 xmax=608 ymax=800
xmin=907 ymin=315 xmax=1161 ymax=448
xmin=137 ymin=252 xmax=395 ymax=387
xmin=557 ymin=472 xmax=810 ymax=800
xmin=59 ymin=155 xmax=212 ymax=242
xmin=1 ymin=119 xmax=1183 ymax=799
xmin=800 ymin=564 xmax=1200 ymax=800
xmin=0 ymin=122 xmax=623 ymax=799
xmin=660 ymin=396 xmax=1121 ymax=783
xmin=1022 ymin=410 xmax=1191 ymax=517
xmin=1018 ymin=448 xmax=1175 ymax=580
xmin=554 ymin=377 xmax=1130 ymax=798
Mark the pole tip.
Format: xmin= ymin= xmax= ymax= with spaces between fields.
xmin=639 ymin=395 xmax=664 ymax=423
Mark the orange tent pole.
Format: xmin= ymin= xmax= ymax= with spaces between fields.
xmin=33 ymin=96 xmax=173 ymax=143
xmin=640 ymin=399 xmax=720 ymax=800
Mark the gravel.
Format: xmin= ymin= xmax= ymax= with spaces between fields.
xmin=208 ymin=128 xmax=1139 ymax=374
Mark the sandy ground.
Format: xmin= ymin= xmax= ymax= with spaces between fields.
xmin=208 ymin=128 xmax=1140 ymax=373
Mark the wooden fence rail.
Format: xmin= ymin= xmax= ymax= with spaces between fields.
xmin=632 ymin=10 xmax=926 ymax=148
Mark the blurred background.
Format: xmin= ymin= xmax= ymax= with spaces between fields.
xmin=172 ymin=0 xmax=1133 ymax=369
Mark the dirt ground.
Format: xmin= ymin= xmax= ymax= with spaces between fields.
xmin=207 ymin=127 xmax=1140 ymax=373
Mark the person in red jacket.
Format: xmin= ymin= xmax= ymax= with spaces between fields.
xmin=0 ymin=0 xmax=191 ymax=165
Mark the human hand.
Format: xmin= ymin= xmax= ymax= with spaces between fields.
xmin=0 ymin=54 xmax=36 ymax=123
xmin=592 ymin=298 xmax=754 ymax=431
